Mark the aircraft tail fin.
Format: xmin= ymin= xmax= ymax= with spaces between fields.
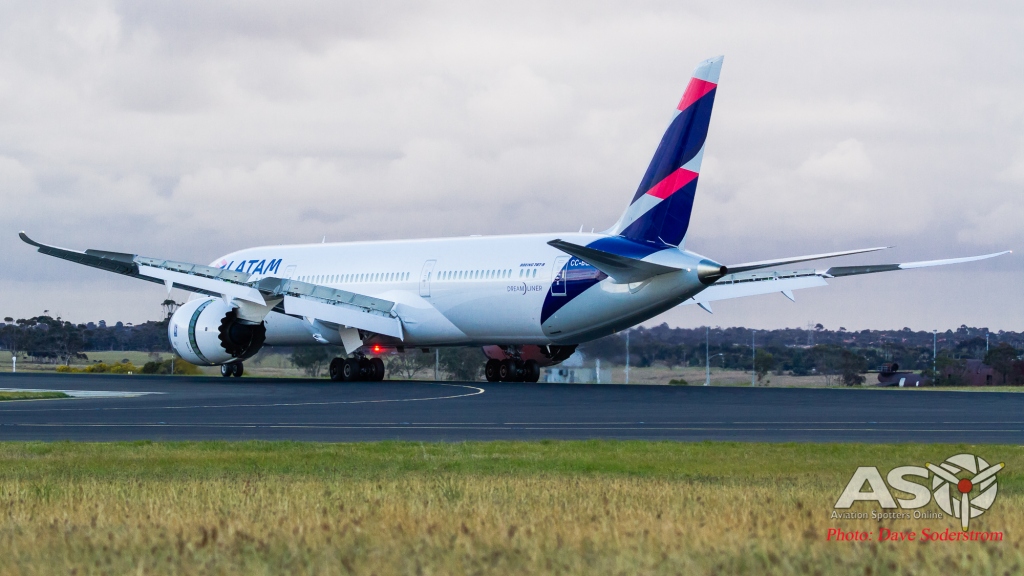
xmin=609 ymin=56 xmax=723 ymax=248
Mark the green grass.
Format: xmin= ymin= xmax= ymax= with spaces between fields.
xmin=1 ymin=440 xmax=1021 ymax=484
xmin=0 ymin=391 xmax=69 ymax=401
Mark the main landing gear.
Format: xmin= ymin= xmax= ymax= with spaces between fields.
xmin=329 ymin=355 xmax=385 ymax=382
xmin=485 ymin=359 xmax=541 ymax=383
xmin=220 ymin=362 xmax=244 ymax=378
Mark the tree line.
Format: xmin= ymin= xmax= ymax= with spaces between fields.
xmin=0 ymin=316 xmax=170 ymax=365
xmin=3 ymin=315 xmax=1022 ymax=384
xmin=578 ymin=323 xmax=1024 ymax=385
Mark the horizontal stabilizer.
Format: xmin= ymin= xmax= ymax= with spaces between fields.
xmin=725 ymin=246 xmax=889 ymax=275
xmin=547 ymin=239 xmax=681 ymax=284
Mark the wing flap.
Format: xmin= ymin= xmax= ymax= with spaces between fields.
xmin=137 ymin=265 xmax=266 ymax=305
xmin=283 ymin=296 xmax=403 ymax=339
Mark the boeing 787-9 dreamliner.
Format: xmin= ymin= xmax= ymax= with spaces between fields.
xmin=21 ymin=56 xmax=1008 ymax=382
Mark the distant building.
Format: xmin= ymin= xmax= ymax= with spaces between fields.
xmin=876 ymin=360 xmax=997 ymax=387
xmin=941 ymin=359 xmax=995 ymax=386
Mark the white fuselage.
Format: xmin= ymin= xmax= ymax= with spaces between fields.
xmin=207 ymin=232 xmax=711 ymax=348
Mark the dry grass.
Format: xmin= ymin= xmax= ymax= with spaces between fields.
xmin=1 ymin=442 xmax=1022 ymax=574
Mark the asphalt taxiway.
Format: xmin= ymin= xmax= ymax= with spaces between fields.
xmin=0 ymin=372 xmax=1021 ymax=443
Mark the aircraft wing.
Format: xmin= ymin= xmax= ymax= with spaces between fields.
xmin=685 ymin=251 xmax=1010 ymax=312
xmin=19 ymin=232 xmax=403 ymax=339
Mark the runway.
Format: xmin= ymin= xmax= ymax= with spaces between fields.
xmin=1 ymin=372 xmax=1022 ymax=443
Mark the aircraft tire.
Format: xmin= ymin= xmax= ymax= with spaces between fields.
xmin=220 ymin=364 xmax=232 ymax=378
xmin=485 ymin=359 xmax=500 ymax=382
xmin=329 ymin=358 xmax=344 ymax=381
xmin=498 ymin=360 xmax=516 ymax=382
xmin=512 ymin=361 xmax=526 ymax=382
xmin=342 ymin=358 xmax=360 ymax=381
xmin=370 ymin=357 xmax=385 ymax=381
xmin=524 ymin=360 xmax=541 ymax=383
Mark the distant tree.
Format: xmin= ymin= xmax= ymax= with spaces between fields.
xmin=754 ymin=349 xmax=775 ymax=384
xmin=839 ymin=350 xmax=867 ymax=386
xmin=439 ymin=348 xmax=483 ymax=381
xmin=386 ymin=351 xmax=434 ymax=380
xmin=934 ymin=353 xmax=968 ymax=386
xmin=290 ymin=346 xmax=333 ymax=377
xmin=984 ymin=343 xmax=1020 ymax=385
xmin=811 ymin=345 xmax=843 ymax=386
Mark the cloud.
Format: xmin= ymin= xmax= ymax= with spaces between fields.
xmin=1 ymin=0 xmax=1021 ymax=329
xmin=797 ymin=139 xmax=873 ymax=182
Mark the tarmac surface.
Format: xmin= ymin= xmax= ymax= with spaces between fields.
xmin=1 ymin=372 xmax=1023 ymax=443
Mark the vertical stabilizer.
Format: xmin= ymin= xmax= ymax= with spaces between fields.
xmin=609 ymin=56 xmax=722 ymax=248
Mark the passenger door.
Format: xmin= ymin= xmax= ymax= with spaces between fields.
xmin=550 ymin=256 xmax=569 ymax=296
xmin=419 ymin=260 xmax=436 ymax=297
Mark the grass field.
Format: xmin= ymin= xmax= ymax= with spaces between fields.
xmin=0 ymin=441 xmax=1021 ymax=575
xmin=0 ymin=391 xmax=69 ymax=401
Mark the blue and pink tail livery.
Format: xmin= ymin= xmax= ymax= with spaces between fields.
xmin=610 ymin=55 xmax=722 ymax=248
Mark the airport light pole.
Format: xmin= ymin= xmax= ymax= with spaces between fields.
xmin=625 ymin=330 xmax=630 ymax=385
xmin=751 ymin=330 xmax=756 ymax=387
xmin=933 ymin=330 xmax=937 ymax=377
xmin=706 ymin=353 xmax=723 ymax=386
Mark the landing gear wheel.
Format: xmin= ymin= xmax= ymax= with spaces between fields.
xmin=524 ymin=360 xmax=541 ymax=383
xmin=329 ymin=358 xmax=344 ymax=381
xmin=512 ymin=361 xmax=526 ymax=382
xmin=485 ymin=359 xmax=501 ymax=382
xmin=370 ymin=357 xmax=386 ymax=381
xmin=499 ymin=360 xmax=517 ymax=382
xmin=342 ymin=358 xmax=360 ymax=381
xmin=222 ymin=362 xmax=243 ymax=377
xmin=358 ymin=358 xmax=372 ymax=380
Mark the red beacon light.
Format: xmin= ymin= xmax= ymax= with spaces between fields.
xmin=372 ymin=345 xmax=383 ymax=354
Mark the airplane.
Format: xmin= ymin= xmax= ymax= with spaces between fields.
xmin=20 ymin=55 xmax=1009 ymax=383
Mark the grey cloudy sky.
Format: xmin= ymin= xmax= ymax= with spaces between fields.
xmin=1 ymin=1 xmax=1021 ymax=331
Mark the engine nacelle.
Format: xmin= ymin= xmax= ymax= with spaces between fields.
xmin=168 ymin=297 xmax=267 ymax=366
